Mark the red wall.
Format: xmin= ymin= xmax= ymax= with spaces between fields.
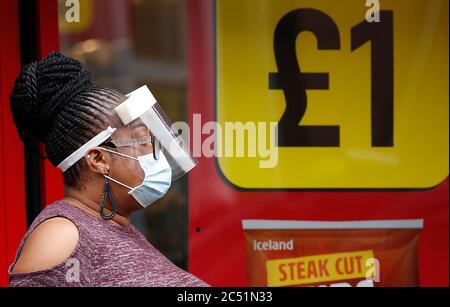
xmin=0 ymin=0 xmax=63 ymax=286
xmin=0 ymin=0 xmax=27 ymax=286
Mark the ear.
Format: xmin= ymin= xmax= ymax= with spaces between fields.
xmin=84 ymin=148 xmax=111 ymax=176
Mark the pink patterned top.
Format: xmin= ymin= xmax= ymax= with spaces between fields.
xmin=8 ymin=200 xmax=209 ymax=287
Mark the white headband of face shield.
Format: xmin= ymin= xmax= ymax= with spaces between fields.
xmin=57 ymin=126 xmax=117 ymax=172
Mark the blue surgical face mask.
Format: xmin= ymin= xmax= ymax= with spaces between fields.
xmin=100 ymin=148 xmax=172 ymax=208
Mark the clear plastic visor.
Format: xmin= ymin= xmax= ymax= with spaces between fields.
xmin=107 ymin=85 xmax=197 ymax=181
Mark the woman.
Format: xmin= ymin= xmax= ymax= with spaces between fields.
xmin=8 ymin=52 xmax=208 ymax=287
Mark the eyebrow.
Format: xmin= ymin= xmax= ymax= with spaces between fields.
xmin=129 ymin=123 xmax=154 ymax=138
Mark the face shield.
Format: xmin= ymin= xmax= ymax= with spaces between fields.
xmin=108 ymin=85 xmax=197 ymax=182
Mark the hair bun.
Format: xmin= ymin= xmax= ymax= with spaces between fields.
xmin=10 ymin=51 xmax=93 ymax=142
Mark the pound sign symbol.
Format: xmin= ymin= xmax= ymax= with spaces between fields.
xmin=269 ymin=9 xmax=341 ymax=147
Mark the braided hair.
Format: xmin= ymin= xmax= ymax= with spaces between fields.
xmin=10 ymin=51 xmax=124 ymax=188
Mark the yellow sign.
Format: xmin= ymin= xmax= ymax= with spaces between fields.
xmin=215 ymin=0 xmax=449 ymax=189
xmin=266 ymin=250 xmax=374 ymax=286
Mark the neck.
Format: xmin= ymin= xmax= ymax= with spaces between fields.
xmin=64 ymin=188 xmax=131 ymax=227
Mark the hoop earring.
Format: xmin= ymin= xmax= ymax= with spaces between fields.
xmin=99 ymin=176 xmax=117 ymax=220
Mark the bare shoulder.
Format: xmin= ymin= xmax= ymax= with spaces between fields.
xmin=11 ymin=217 xmax=79 ymax=274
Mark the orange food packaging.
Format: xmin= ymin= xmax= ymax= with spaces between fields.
xmin=243 ymin=219 xmax=423 ymax=287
